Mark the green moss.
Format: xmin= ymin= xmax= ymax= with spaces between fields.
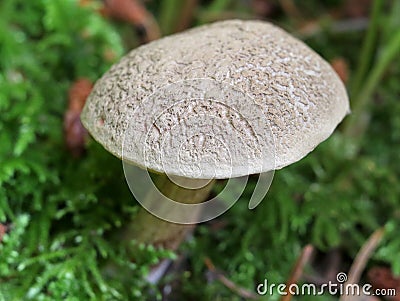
xmin=1 ymin=0 xmax=399 ymax=300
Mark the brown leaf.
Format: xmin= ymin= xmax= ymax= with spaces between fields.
xmin=331 ymin=57 xmax=349 ymax=84
xmin=103 ymin=0 xmax=160 ymax=43
xmin=64 ymin=78 xmax=93 ymax=157
xmin=0 ymin=224 xmax=8 ymax=243
xmin=343 ymin=0 xmax=372 ymax=18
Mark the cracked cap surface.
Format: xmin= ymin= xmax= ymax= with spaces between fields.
xmin=81 ymin=19 xmax=350 ymax=179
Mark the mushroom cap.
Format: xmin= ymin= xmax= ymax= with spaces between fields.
xmin=81 ymin=19 xmax=349 ymax=179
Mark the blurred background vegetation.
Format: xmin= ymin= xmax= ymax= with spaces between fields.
xmin=0 ymin=0 xmax=399 ymax=300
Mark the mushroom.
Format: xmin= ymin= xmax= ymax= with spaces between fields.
xmin=81 ymin=20 xmax=349 ymax=251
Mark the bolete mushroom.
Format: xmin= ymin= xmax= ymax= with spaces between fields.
xmin=81 ymin=20 xmax=349 ymax=251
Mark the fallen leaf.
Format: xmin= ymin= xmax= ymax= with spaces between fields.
xmin=64 ymin=78 xmax=93 ymax=157
xmin=331 ymin=57 xmax=349 ymax=84
xmin=0 ymin=224 xmax=8 ymax=243
xmin=103 ymin=0 xmax=160 ymax=43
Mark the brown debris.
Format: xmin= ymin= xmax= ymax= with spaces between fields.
xmin=340 ymin=228 xmax=385 ymax=301
xmin=103 ymin=0 xmax=161 ymax=43
xmin=331 ymin=57 xmax=349 ymax=84
xmin=175 ymin=0 xmax=199 ymax=32
xmin=0 ymin=223 xmax=8 ymax=243
xmin=204 ymin=257 xmax=259 ymax=300
xmin=251 ymin=0 xmax=278 ymax=18
xmin=103 ymin=47 xmax=118 ymax=62
xmin=64 ymin=78 xmax=93 ymax=157
xmin=343 ymin=0 xmax=372 ymax=18
xmin=368 ymin=266 xmax=400 ymax=301
xmin=279 ymin=0 xmax=303 ymax=22
xmin=281 ymin=244 xmax=314 ymax=301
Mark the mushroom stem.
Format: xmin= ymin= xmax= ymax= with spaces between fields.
xmin=126 ymin=174 xmax=215 ymax=250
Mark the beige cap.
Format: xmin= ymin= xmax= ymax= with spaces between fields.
xmin=81 ymin=19 xmax=349 ymax=179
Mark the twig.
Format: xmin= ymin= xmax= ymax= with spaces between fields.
xmin=280 ymin=244 xmax=314 ymax=301
xmin=204 ymin=257 xmax=260 ymax=300
xmin=340 ymin=227 xmax=385 ymax=301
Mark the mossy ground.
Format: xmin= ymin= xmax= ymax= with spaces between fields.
xmin=1 ymin=0 xmax=399 ymax=300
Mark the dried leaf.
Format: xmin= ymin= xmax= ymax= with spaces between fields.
xmin=331 ymin=57 xmax=349 ymax=84
xmin=103 ymin=0 xmax=160 ymax=43
xmin=64 ymin=78 xmax=93 ymax=157
xmin=0 ymin=223 xmax=8 ymax=243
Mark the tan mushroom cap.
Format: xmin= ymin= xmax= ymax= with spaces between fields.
xmin=81 ymin=19 xmax=350 ymax=179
